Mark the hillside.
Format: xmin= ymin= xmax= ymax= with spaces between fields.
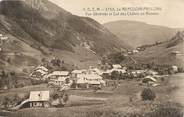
xmin=104 ymin=20 xmax=177 ymax=48
xmin=132 ymin=31 xmax=184 ymax=67
xmin=0 ymin=0 xmax=129 ymax=72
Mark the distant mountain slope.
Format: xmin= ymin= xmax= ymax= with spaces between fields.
xmin=0 ymin=0 xmax=129 ymax=54
xmin=0 ymin=0 xmax=130 ymax=72
xmin=104 ymin=20 xmax=177 ymax=48
xmin=132 ymin=31 xmax=184 ymax=67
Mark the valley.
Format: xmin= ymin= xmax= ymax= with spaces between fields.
xmin=0 ymin=0 xmax=183 ymax=117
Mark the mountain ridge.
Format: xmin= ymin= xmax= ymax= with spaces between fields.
xmin=132 ymin=31 xmax=184 ymax=67
xmin=0 ymin=0 xmax=130 ymax=72
xmin=104 ymin=20 xmax=178 ymax=48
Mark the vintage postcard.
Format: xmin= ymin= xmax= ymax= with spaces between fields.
xmin=0 ymin=0 xmax=183 ymax=117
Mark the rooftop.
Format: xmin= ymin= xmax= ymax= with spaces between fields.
xmin=29 ymin=91 xmax=50 ymax=101
xmin=48 ymin=71 xmax=69 ymax=77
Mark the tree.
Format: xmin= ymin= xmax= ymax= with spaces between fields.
xmin=141 ymin=88 xmax=156 ymax=101
xmin=102 ymin=73 xmax=111 ymax=80
xmin=120 ymin=72 xmax=125 ymax=80
xmin=111 ymin=71 xmax=120 ymax=80
xmin=1 ymin=70 xmax=6 ymax=78
xmin=56 ymin=59 xmax=61 ymax=67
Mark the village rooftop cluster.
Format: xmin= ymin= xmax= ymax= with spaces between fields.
xmin=29 ymin=63 xmax=178 ymax=89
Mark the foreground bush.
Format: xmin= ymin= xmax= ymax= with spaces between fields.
xmin=141 ymin=88 xmax=156 ymax=101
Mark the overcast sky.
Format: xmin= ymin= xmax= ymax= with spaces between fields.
xmin=50 ymin=0 xmax=184 ymax=28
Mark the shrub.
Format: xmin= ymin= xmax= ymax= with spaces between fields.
xmin=111 ymin=71 xmax=120 ymax=80
xmin=102 ymin=73 xmax=111 ymax=80
xmin=141 ymin=88 xmax=156 ymax=101
xmin=62 ymin=93 xmax=69 ymax=103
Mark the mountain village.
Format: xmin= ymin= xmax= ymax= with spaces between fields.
xmin=0 ymin=0 xmax=184 ymax=117
xmin=0 ymin=31 xmax=183 ymax=111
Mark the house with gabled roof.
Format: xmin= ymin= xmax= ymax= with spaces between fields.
xmin=74 ymin=73 xmax=105 ymax=89
xmin=14 ymin=91 xmax=50 ymax=109
xmin=47 ymin=71 xmax=71 ymax=87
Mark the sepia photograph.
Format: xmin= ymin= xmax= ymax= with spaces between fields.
xmin=0 ymin=0 xmax=184 ymax=117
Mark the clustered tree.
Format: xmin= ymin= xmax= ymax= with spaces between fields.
xmin=41 ymin=57 xmax=68 ymax=72
xmin=0 ymin=70 xmax=30 ymax=89
xmin=0 ymin=70 xmax=17 ymax=89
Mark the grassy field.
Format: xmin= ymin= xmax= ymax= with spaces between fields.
xmin=0 ymin=74 xmax=183 ymax=117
